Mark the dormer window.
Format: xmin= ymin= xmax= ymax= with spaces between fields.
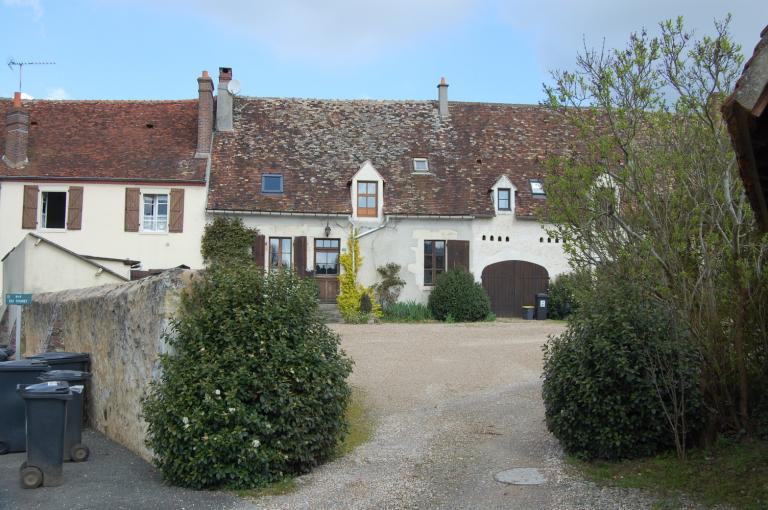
xmin=530 ymin=179 xmax=545 ymax=196
xmin=497 ymin=188 xmax=511 ymax=211
xmin=413 ymin=158 xmax=429 ymax=173
xmin=262 ymin=174 xmax=283 ymax=193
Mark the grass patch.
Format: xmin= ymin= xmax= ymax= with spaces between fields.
xmin=233 ymin=478 xmax=297 ymax=499
xmin=336 ymin=386 xmax=375 ymax=457
xmin=234 ymin=387 xmax=374 ymax=500
xmin=381 ymin=301 xmax=434 ymax=323
xmin=569 ymin=438 xmax=768 ymax=509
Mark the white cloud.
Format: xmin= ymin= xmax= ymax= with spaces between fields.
xmin=499 ymin=0 xmax=766 ymax=74
xmin=137 ymin=0 xmax=476 ymax=63
xmin=3 ymin=0 xmax=43 ymax=21
xmin=46 ymin=87 xmax=70 ymax=100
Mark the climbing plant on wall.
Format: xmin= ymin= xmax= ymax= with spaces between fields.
xmin=337 ymin=230 xmax=381 ymax=322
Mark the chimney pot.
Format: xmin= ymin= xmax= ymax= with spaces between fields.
xmin=437 ymin=77 xmax=449 ymax=120
xmin=195 ymin=72 xmax=214 ymax=158
xmin=216 ymin=67 xmax=234 ymax=132
xmin=4 ymin=92 xmax=29 ymax=168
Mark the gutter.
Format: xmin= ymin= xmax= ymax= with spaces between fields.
xmin=207 ymin=209 xmax=348 ymax=218
xmin=354 ymin=217 xmax=390 ymax=239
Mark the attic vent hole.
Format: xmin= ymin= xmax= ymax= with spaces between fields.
xmin=476 ymin=158 xmax=482 ymax=164
xmin=30 ymin=121 xmax=38 ymax=126
xmin=146 ymin=123 xmax=154 ymax=128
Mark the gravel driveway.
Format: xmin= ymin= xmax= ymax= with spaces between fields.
xmin=249 ymin=321 xmax=662 ymax=510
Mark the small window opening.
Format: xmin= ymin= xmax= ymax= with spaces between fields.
xmin=490 ymin=235 xmax=494 ymax=241
xmin=262 ymin=174 xmax=284 ymax=193
xmin=476 ymin=158 xmax=482 ymax=164
xmin=547 ymin=237 xmax=552 ymax=243
xmin=498 ymin=236 xmax=502 ymax=242
xmin=505 ymin=236 xmax=509 ymax=242
xmin=539 ymin=237 xmax=544 ymax=243
xmin=482 ymin=235 xmax=486 ymax=240
xmin=413 ymin=158 xmax=429 ymax=172
xmin=30 ymin=121 xmax=38 ymax=126
xmin=41 ymin=191 xmax=67 ymax=229
xmin=146 ymin=123 xmax=154 ymax=129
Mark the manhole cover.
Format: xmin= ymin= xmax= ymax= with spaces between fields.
xmin=494 ymin=468 xmax=546 ymax=485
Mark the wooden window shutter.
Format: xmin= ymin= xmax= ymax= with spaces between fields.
xmin=447 ymin=240 xmax=470 ymax=271
xmin=169 ymin=188 xmax=185 ymax=233
xmin=124 ymin=188 xmax=140 ymax=232
xmin=22 ymin=185 xmax=39 ymax=229
xmin=66 ymin=186 xmax=83 ymax=230
xmin=252 ymin=234 xmax=266 ymax=268
xmin=293 ymin=236 xmax=307 ymax=276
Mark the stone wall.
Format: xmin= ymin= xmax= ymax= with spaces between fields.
xmin=22 ymin=269 xmax=193 ymax=462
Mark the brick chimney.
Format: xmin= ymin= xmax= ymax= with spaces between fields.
xmin=195 ymin=70 xmax=214 ymax=158
xmin=3 ymin=92 xmax=30 ymax=168
xmin=216 ymin=67 xmax=233 ymax=132
xmin=437 ymin=77 xmax=449 ymax=120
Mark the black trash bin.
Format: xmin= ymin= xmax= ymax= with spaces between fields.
xmin=0 ymin=360 xmax=50 ymax=454
xmin=522 ymin=305 xmax=535 ymax=320
xmin=535 ymin=293 xmax=549 ymax=320
xmin=26 ymin=352 xmax=90 ymax=373
xmin=17 ymin=381 xmax=73 ymax=488
xmin=38 ymin=370 xmax=92 ymax=461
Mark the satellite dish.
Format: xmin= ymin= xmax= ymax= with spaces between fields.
xmin=227 ymin=79 xmax=241 ymax=95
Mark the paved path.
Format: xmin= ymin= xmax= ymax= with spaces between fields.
xmin=249 ymin=321 xmax=661 ymax=509
xmin=1 ymin=321 xmax=663 ymax=509
xmin=0 ymin=430 xmax=255 ymax=510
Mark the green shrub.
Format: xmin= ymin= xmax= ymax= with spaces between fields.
xmin=201 ymin=217 xmax=257 ymax=266
xmin=542 ymin=275 xmax=703 ymax=460
xmin=142 ymin=265 xmax=353 ymax=489
xmin=382 ymin=301 xmax=433 ymax=322
xmin=359 ymin=292 xmax=372 ymax=314
xmin=427 ymin=269 xmax=490 ymax=322
xmin=547 ymin=272 xmax=582 ymax=320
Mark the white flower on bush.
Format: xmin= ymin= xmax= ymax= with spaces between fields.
xmin=182 ymin=416 xmax=190 ymax=429
xmin=214 ymin=389 xmax=221 ymax=396
xmin=228 ymin=407 xmax=236 ymax=413
xmin=251 ymin=439 xmax=260 ymax=449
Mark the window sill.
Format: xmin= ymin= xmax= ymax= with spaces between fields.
xmin=37 ymin=227 xmax=67 ymax=233
xmin=139 ymin=230 xmax=169 ymax=235
xmin=411 ymin=172 xmax=435 ymax=176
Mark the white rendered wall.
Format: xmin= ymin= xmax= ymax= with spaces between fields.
xmin=230 ymin=212 xmax=569 ymax=305
xmin=0 ymin=181 xmax=208 ymax=290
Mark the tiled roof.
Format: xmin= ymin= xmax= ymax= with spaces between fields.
xmin=0 ymin=99 xmax=206 ymax=183
xmin=208 ymin=98 xmax=577 ymax=218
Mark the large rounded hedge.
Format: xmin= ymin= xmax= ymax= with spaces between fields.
xmin=143 ymin=265 xmax=353 ymax=489
xmin=428 ymin=269 xmax=491 ymax=322
xmin=541 ymin=276 xmax=703 ymax=460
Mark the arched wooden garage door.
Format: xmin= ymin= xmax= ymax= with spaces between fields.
xmin=481 ymin=261 xmax=549 ymax=317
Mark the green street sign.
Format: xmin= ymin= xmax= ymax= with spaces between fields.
xmin=5 ymin=293 xmax=32 ymax=306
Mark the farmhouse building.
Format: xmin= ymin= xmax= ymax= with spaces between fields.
xmin=1 ymin=68 xmax=572 ymax=317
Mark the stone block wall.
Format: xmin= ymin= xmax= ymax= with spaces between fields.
xmin=22 ymin=269 xmax=193 ymax=462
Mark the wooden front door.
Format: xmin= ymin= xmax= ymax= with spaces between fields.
xmin=314 ymin=238 xmax=340 ymax=303
xmin=481 ymin=260 xmax=549 ymax=317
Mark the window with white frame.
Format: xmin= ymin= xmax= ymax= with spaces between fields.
xmin=530 ymin=179 xmax=545 ymax=196
xmin=413 ymin=158 xmax=429 ymax=173
xmin=41 ymin=191 xmax=67 ymax=229
xmin=142 ymin=193 xmax=169 ymax=232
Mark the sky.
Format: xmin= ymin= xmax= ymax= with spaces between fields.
xmin=0 ymin=0 xmax=765 ymax=104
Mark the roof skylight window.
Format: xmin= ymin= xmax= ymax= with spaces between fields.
xmin=413 ymin=158 xmax=429 ymax=173
xmin=530 ymin=179 xmax=545 ymax=196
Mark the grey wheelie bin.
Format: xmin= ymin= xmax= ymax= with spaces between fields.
xmin=0 ymin=360 xmax=50 ymax=454
xmin=38 ymin=370 xmax=92 ymax=461
xmin=17 ymin=381 xmax=73 ymax=489
xmin=26 ymin=352 xmax=90 ymax=373
xmin=0 ymin=346 xmax=14 ymax=362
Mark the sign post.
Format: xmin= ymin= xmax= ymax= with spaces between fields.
xmin=5 ymin=293 xmax=32 ymax=360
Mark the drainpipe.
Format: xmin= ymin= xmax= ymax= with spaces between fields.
xmin=351 ymin=217 xmax=390 ymax=274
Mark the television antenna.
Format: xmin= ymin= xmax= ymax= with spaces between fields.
xmin=7 ymin=58 xmax=56 ymax=92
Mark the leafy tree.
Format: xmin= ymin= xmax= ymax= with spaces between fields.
xmin=543 ymin=16 xmax=768 ymax=442
xmin=201 ymin=217 xmax=257 ymax=266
